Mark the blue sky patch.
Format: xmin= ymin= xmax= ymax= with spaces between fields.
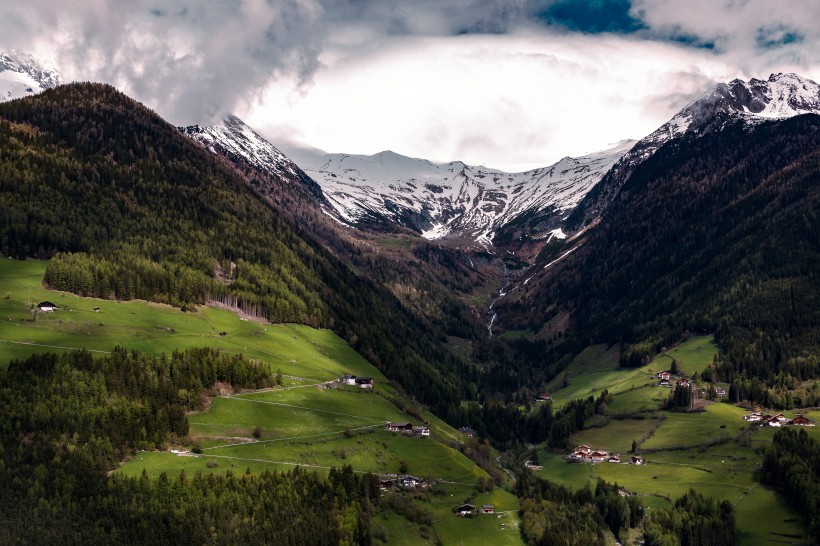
xmin=538 ymin=0 xmax=644 ymax=34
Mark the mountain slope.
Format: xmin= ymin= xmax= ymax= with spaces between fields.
xmin=499 ymin=114 xmax=820 ymax=384
xmin=0 ymin=82 xmax=474 ymax=415
xmin=180 ymin=115 xmax=327 ymax=202
xmin=294 ymin=141 xmax=634 ymax=244
xmin=569 ymin=73 xmax=820 ymax=227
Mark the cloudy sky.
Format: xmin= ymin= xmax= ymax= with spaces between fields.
xmin=3 ymin=0 xmax=820 ymax=170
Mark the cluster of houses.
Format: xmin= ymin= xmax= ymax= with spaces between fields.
xmin=657 ymin=370 xmax=727 ymax=397
xmin=339 ymin=374 xmax=374 ymax=389
xmin=566 ymin=445 xmax=644 ymax=466
xmin=378 ymin=475 xmax=433 ymax=491
xmin=386 ymin=422 xmax=430 ymax=437
xmin=455 ymin=503 xmax=495 ymax=516
xmin=743 ymin=410 xmax=815 ymax=427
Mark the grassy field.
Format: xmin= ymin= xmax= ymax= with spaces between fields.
xmin=533 ymin=334 xmax=812 ymax=544
xmin=606 ymin=386 xmax=669 ymax=415
xmin=533 ymin=451 xmax=595 ymax=490
xmin=641 ymin=403 xmax=747 ymax=449
xmin=542 ymin=345 xmax=658 ymax=409
xmin=429 ymin=487 xmax=523 ymax=546
xmin=650 ymin=335 xmax=718 ymax=376
xmin=543 ymin=336 xmax=719 ymax=412
xmin=572 ymin=418 xmax=662 ymax=454
xmin=0 ymin=260 xmax=385 ymax=382
xmin=3 ymin=259 xmax=508 ymax=545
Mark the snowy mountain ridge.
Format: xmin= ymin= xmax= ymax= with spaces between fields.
xmin=0 ymin=50 xmax=61 ymax=102
xmin=294 ymin=141 xmax=634 ymax=244
xmin=180 ymin=115 xmax=303 ymax=182
xmin=571 ymin=72 xmax=820 ymax=226
xmin=633 ymin=72 xmax=820 ymax=162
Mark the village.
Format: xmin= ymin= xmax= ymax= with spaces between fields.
xmin=565 ymin=444 xmax=645 ymax=466
xmin=742 ymin=408 xmax=816 ymax=427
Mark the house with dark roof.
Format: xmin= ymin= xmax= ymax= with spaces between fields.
xmin=355 ymin=377 xmax=373 ymax=389
xmin=456 ymin=503 xmax=475 ymax=516
xmin=791 ymin=415 xmax=816 ymax=426
xmin=37 ymin=301 xmax=59 ymax=312
xmin=458 ymin=426 xmax=476 ymax=437
xmin=387 ymin=422 xmax=414 ymax=432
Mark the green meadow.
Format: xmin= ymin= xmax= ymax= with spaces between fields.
xmin=641 ymin=403 xmax=747 ymax=449
xmin=2 ymin=259 xmax=511 ymax=545
xmin=654 ymin=335 xmax=719 ymax=376
xmin=572 ymin=418 xmax=662 ymax=454
xmin=533 ymin=335 xmax=811 ymax=544
xmin=0 ymin=259 xmax=382 ymax=382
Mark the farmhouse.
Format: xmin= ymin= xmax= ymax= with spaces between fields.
xmin=791 ymin=415 xmax=816 ymax=426
xmin=456 ymin=504 xmax=475 ymax=516
xmin=630 ymin=455 xmax=645 ymax=465
xmin=535 ymin=393 xmax=551 ymax=402
xmin=657 ymin=371 xmax=671 ymax=381
xmin=482 ymin=505 xmax=494 ymax=514
xmin=715 ymin=387 xmax=726 ymax=397
xmin=676 ymin=378 xmax=690 ymax=388
xmin=766 ymin=416 xmax=781 ymax=427
xmin=412 ymin=425 xmax=430 ymax=437
xmin=566 ymin=445 xmax=611 ymax=464
xmin=525 ymin=460 xmax=543 ymax=470
xmin=608 ymin=454 xmax=622 ymax=463
xmin=341 ymin=374 xmax=357 ymax=386
xmin=387 ymin=422 xmax=414 ymax=432
xmin=400 ymin=476 xmax=424 ymax=489
xmin=36 ymin=301 xmax=59 ymax=312
xmin=590 ymin=451 xmax=608 ymax=463
xmin=743 ymin=413 xmax=762 ymax=422
xmin=458 ymin=426 xmax=476 ymax=437
xmin=378 ymin=479 xmax=394 ymax=491
xmin=355 ymin=377 xmax=373 ymax=389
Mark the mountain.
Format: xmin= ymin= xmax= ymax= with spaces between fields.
xmin=179 ymin=115 xmax=328 ymax=199
xmin=0 ymin=50 xmax=61 ymax=102
xmin=497 ymin=113 xmax=820 ymax=386
xmin=569 ymin=73 xmax=820 ymax=227
xmin=293 ymin=142 xmax=634 ymax=245
xmin=0 ymin=82 xmax=474 ymax=417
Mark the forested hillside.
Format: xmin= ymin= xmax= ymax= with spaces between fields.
xmin=499 ymin=114 xmax=820 ymax=403
xmin=0 ymin=83 xmax=473 ymax=417
xmin=0 ymin=349 xmax=375 ymax=544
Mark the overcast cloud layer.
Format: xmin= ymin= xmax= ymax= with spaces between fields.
xmin=2 ymin=0 xmax=820 ymax=170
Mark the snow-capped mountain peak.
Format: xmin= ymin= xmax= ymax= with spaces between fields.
xmin=294 ymin=140 xmax=635 ymax=244
xmin=638 ymin=72 xmax=820 ymax=159
xmin=180 ymin=115 xmax=301 ymax=181
xmin=0 ymin=50 xmax=62 ymax=102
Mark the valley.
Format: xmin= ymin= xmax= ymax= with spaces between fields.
xmin=3 ymin=258 xmax=817 ymax=544
xmin=0 ymin=258 xmax=523 ymax=545
xmin=1 ymin=50 xmax=819 ymax=546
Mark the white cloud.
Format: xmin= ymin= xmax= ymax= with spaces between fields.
xmin=246 ymin=30 xmax=738 ymax=171
xmin=3 ymin=0 xmax=820 ymax=170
